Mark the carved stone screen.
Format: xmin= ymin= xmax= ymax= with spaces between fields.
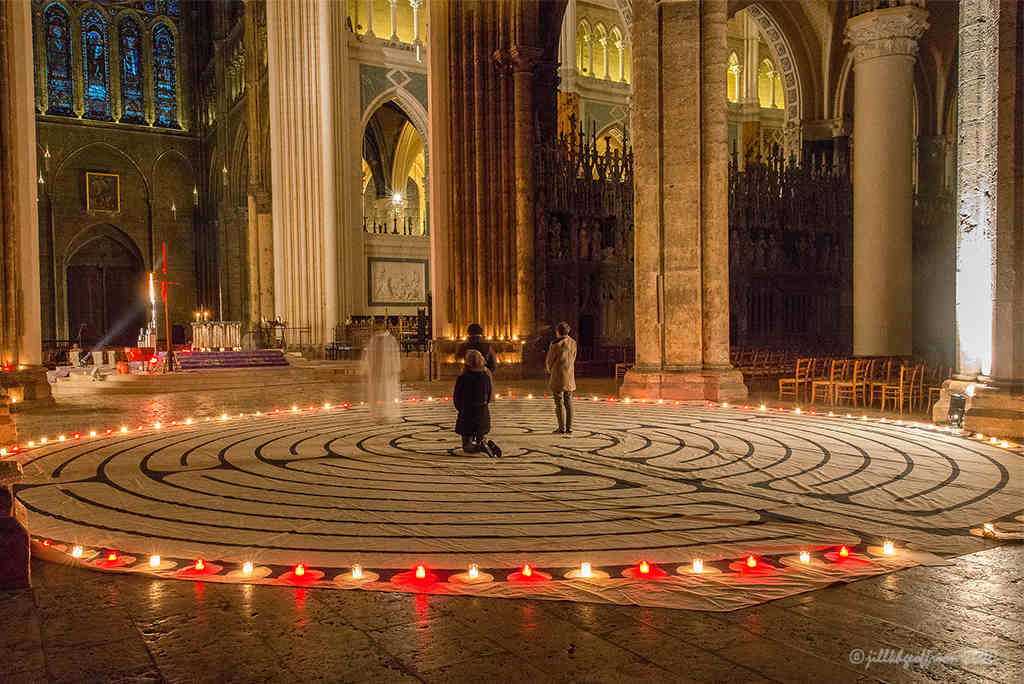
xmin=367 ymin=258 xmax=428 ymax=307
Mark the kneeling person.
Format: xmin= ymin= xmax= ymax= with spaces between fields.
xmin=454 ymin=350 xmax=493 ymax=453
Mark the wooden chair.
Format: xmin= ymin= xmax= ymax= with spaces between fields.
xmin=833 ymin=359 xmax=869 ymax=407
xmin=927 ymin=365 xmax=948 ymax=412
xmin=881 ymin=365 xmax=917 ymax=415
xmin=779 ymin=358 xmax=812 ymax=402
xmin=811 ymin=359 xmax=845 ymax=405
xmin=869 ymin=359 xmax=893 ymax=408
xmin=911 ymin=363 xmax=928 ymax=410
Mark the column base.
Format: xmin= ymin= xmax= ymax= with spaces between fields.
xmin=0 ymin=365 xmax=53 ymax=412
xmin=620 ymin=366 xmax=749 ymax=403
xmin=964 ymin=385 xmax=1024 ymax=441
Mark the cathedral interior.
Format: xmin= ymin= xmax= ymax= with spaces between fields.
xmin=1 ymin=1 xmax=1023 ymax=682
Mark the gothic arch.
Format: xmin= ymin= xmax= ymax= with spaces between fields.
xmin=54 ymin=141 xmax=151 ymax=198
xmin=743 ymin=4 xmax=803 ymax=128
xmin=63 ymin=222 xmax=143 ymax=270
xmin=361 ymin=87 xmax=428 ymax=144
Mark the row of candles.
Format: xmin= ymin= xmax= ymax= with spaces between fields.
xmin=3 ymin=394 xmax=1020 ymax=457
xmin=45 ymin=541 xmax=921 ymax=585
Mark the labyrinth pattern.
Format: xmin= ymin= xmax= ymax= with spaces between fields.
xmin=13 ymin=400 xmax=1024 ymax=608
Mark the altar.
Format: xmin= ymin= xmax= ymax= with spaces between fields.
xmin=190 ymin=321 xmax=243 ymax=350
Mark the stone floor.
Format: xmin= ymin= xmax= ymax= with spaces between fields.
xmin=3 ymin=365 xmax=1021 ymax=683
xmin=1 ymin=545 xmax=1021 ymax=683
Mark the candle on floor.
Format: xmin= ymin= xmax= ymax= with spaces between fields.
xmin=351 ymin=565 xmax=363 ymax=579
xmin=242 ymin=562 xmax=253 ymax=576
xmin=882 ymin=541 xmax=895 ymax=555
xmin=71 ymin=546 xmax=83 ymax=558
xmin=692 ymin=559 xmax=703 ymax=573
xmin=746 ymin=555 xmax=757 ymax=568
xmin=579 ymin=562 xmax=592 ymax=578
xmin=468 ymin=564 xmax=479 ymax=579
xmin=799 ymin=551 xmax=810 ymax=564
xmin=415 ymin=565 xmax=426 ymax=579
xmin=149 ymin=555 xmax=161 ymax=568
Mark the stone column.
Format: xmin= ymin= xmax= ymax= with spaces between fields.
xmin=366 ymin=0 xmax=375 ymax=37
xmin=620 ymin=0 xmax=747 ymax=401
xmin=701 ymin=0 xmax=731 ymax=369
xmin=266 ymin=0 xmax=341 ymax=347
xmin=389 ymin=0 xmax=398 ymax=41
xmin=845 ymin=4 xmax=928 ymax=356
xmin=937 ymin=0 xmax=1024 ymax=437
xmin=0 ymin=0 xmax=49 ymax=407
xmin=511 ymin=47 xmax=540 ymax=338
xmin=410 ymin=0 xmax=422 ymax=44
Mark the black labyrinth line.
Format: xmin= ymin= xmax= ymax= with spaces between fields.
xmin=15 ymin=405 xmax=1018 ymax=557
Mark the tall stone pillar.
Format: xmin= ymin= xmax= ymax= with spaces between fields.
xmin=620 ymin=0 xmax=747 ymax=402
xmin=266 ymin=0 xmax=343 ymax=347
xmin=512 ymin=48 xmax=540 ymax=339
xmin=937 ymin=0 xmax=1024 ymax=437
xmin=845 ymin=4 xmax=928 ymax=357
xmin=0 ymin=0 xmax=49 ymax=411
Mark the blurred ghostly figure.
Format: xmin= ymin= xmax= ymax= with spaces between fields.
xmin=365 ymin=327 xmax=401 ymax=422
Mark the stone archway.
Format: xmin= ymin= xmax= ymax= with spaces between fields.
xmin=64 ymin=225 xmax=145 ymax=348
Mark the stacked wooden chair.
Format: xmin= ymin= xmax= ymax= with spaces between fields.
xmin=778 ymin=358 xmax=812 ymax=402
xmin=833 ymin=359 xmax=869 ymax=407
xmin=880 ymin=365 xmax=918 ymax=415
xmin=811 ymin=359 xmax=846 ymax=405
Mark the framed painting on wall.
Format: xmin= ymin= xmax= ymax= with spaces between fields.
xmin=368 ymin=258 xmax=429 ymax=307
xmin=85 ymin=172 xmax=120 ymax=213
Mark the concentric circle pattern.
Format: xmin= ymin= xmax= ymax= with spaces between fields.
xmin=15 ymin=400 xmax=1024 ymax=572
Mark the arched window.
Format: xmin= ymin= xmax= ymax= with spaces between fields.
xmin=758 ymin=58 xmax=776 ymax=109
xmin=594 ymin=24 xmax=607 ymax=80
xmin=143 ymin=1 xmax=156 ymax=12
xmin=609 ymin=28 xmax=623 ymax=83
xmin=152 ymin=24 xmax=179 ymax=128
xmin=43 ymin=3 xmax=73 ymax=116
xmin=81 ymin=10 xmax=112 ymax=120
xmin=118 ymin=18 xmax=145 ymax=123
xmin=773 ymin=73 xmax=784 ymax=109
xmin=576 ymin=21 xmax=591 ymax=75
xmin=727 ymin=52 xmax=740 ymax=103
xmin=168 ymin=1 xmax=180 ymax=16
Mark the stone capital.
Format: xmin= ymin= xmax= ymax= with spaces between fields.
xmin=508 ymin=46 xmax=543 ymax=73
xmin=844 ymin=5 xmax=929 ymax=64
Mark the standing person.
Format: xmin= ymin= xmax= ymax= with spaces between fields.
xmin=453 ymin=350 xmax=494 ymax=454
xmin=545 ymin=321 xmax=577 ymax=434
xmin=456 ymin=323 xmax=497 ymax=372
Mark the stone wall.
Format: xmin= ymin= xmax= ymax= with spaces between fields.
xmin=35 ymin=119 xmax=201 ymax=345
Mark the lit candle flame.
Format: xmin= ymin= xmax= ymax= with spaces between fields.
xmin=149 ymin=555 xmax=161 ymax=568
xmin=839 ymin=546 xmax=849 ymax=557
xmin=639 ymin=560 xmax=650 ymax=574
xmin=294 ymin=564 xmax=305 ymax=577
xmin=351 ymin=564 xmax=363 ymax=579
xmin=799 ymin=551 xmax=810 ymax=564
xmin=415 ymin=564 xmax=426 ymax=579
xmin=468 ymin=564 xmax=479 ymax=579
xmin=579 ymin=562 xmax=591 ymax=578
xmin=882 ymin=541 xmax=895 ymax=555
xmin=692 ymin=559 xmax=703 ymax=573
xmin=194 ymin=559 xmax=205 ymax=571
xmin=242 ymin=562 xmax=253 ymax=576
xmin=522 ymin=564 xmax=532 ymax=577
xmin=746 ymin=555 xmax=757 ymax=568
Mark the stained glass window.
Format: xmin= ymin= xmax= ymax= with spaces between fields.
xmin=153 ymin=24 xmax=178 ymax=128
xmin=119 ymin=18 xmax=145 ymax=123
xmin=44 ymin=3 xmax=73 ymax=116
xmin=168 ymin=1 xmax=180 ymax=16
xmin=82 ymin=10 xmax=112 ymax=120
xmin=144 ymin=1 xmax=156 ymax=12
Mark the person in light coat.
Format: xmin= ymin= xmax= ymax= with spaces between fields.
xmin=545 ymin=321 xmax=577 ymax=434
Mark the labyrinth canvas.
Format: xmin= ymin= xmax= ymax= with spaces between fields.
xmin=13 ymin=400 xmax=1023 ymax=611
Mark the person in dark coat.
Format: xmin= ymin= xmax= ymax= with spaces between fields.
xmin=456 ymin=323 xmax=497 ymax=372
xmin=453 ymin=349 xmax=493 ymax=453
